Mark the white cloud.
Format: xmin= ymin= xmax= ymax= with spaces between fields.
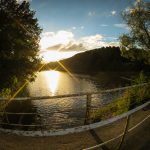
xmin=107 ymin=42 xmax=119 ymax=47
xmin=40 ymin=31 xmax=74 ymax=49
xmin=114 ymin=24 xmax=129 ymax=30
xmin=111 ymin=10 xmax=117 ymax=16
xmin=100 ymin=24 xmax=108 ymax=27
xmin=105 ymin=36 xmax=118 ymax=40
xmin=40 ymin=31 xmax=119 ymax=52
xmin=71 ymin=26 xmax=84 ymax=30
xmin=72 ymin=27 xmax=76 ymax=30
xmin=80 ymin=35 xmax=118 ymax=50
xmin=80 ymin=34 xmax=103 ymax=50
xmin=80 ymin=26 xmax=84 ymax=29
xmin=88 ymin=11 xmax=96 ymax=16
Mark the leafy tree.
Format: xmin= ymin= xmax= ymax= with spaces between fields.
xmin=0 ymin=0 xmax=42 ymax=95
xmin=119 ymin=0 xmax=150 ymax=64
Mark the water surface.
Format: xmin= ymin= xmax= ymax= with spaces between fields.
xmin=1 ymin=70 xmax=126 ymax=130
xmin=27 ymin=70 xmax=98 ymax=96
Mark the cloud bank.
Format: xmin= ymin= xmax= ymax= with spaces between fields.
xmin=40 ymin=30 xmax=119 ymax=52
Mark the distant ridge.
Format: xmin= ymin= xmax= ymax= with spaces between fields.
xmin=43 ymin=47 xmax=149 ymax=74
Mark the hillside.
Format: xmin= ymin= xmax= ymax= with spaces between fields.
xmin=43 ymin=47 xmax=149 ymax=74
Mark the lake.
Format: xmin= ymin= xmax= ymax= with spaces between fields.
xmin=27 ymin=70 xmax=99 ymax=96
xmin=1 ymin=70 xmax=129 ymax=130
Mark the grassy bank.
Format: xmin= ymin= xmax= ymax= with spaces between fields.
xmin=90 ymin=82 xmax=150 ymax=123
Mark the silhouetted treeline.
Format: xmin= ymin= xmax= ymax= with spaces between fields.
xmin=43 ymin=47 xmax=150 ymax=74
xmin=0 ymin=0 xmax=41 ymax=94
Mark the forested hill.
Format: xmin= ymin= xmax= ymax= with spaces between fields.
xmin=43 ymin=47 xmax=149 ymax=74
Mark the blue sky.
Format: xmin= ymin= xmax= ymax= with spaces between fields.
xmin=30 ymin=0 xmax=134 ymax=39
xmin=19 ymin=0 xmax=148 ymax=56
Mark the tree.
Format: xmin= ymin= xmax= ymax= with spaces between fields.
xmin=119 ymin=0 xmax=150 ymax=64
xmin=0 ymin=0 xmax=42 ymax=95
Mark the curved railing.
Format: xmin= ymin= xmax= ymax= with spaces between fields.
xmin=0 ymin=83 xmax=150 ymax=150
xmin=0 ymin=83 xmax=149 ymax=135
xmin=0 ymin=83 xmax=149 ymax=101
xmin=0 ymin=100 xmax=149 ymax=137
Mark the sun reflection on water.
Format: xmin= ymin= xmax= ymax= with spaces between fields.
xmin=44 ymin=70 xmax=60 ymax=96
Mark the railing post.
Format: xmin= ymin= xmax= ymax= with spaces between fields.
xmin=117 ymin=115 xmax=130 ymax=150
xmin=84 ymin=94 xmax=92 ymax=125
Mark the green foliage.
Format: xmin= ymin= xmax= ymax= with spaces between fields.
xmin=120 ymin=0 xmax=150 ymax=64
xmin=90 ymin=94 xmax=130 ymax=123
xmin=114 ymin=92 xmax=130 ymax=115
xmin=90 ymin=102 xmax=117 ymax=123
xmin=132 ymin=71 xmax=148 ymax=84
xmin=121 ymin=48 xmax=150 ymax=65
xmin=0 ymin=0 xmax=42 ymax=95
xmin=0 ymin=88 xmax=11 ymax=98
xmin=129 ymin=71 xmax=150 ymax=108
xmin=90 ymin=72 xmax=150 ymax=123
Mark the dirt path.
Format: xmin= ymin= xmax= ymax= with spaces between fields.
xmin=0 ymin=109 xmax=149 ymax=150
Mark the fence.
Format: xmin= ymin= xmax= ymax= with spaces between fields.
xmin=0 ymin=83 xmax=149 ymax=150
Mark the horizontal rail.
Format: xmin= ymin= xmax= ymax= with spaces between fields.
xmin=0 ymin=100 xmax=149 ymax=136
xmin=0 ymin=112 xmax=39 ymax=115
xmin=0 ymin=122 xmax=44 ymax=127
xmin=128 ymin=114 xmax=150 ymax=132
xmin=83 ymin=114 xmax=150 ymax=150
xmin=0 ymin=108 xmax=83 ymax=115
xmin=0 ymin=95 xmax=141 ymax=116
xmin=0 ymin=83 xmax=149 ymax=101
xmin=84 ymin=133 xmax=123 ymax=150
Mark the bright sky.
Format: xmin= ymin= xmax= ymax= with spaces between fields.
xmin=18 ymin=0 xmax=148 ymax=62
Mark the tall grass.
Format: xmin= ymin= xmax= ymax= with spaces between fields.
xmin=90 ymin=71 xmax=150 ymax=123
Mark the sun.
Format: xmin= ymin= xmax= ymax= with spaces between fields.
xmin=41 ymin=51 xmax=61 ymax=62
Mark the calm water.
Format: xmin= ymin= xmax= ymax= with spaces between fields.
xmin=1 ymin=71 xmax=126 ymax=130
xmin=27 ymin=70 xmax=98 ymax=96
xmin=26 ymin=71 xmax=100 ymax=129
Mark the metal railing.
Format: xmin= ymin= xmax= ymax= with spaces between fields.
xmin=0 ymin=83 xmax=149 ymax=150
xmin=0 ymin=83 xmax=149 ymax=128
xmin=0 ymin=82 xmax=149 ymax=101
xmin=0 ymin=101 xmax=149 ymax=150
xmin=83 ymin=101 xmax=150 ymax=150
